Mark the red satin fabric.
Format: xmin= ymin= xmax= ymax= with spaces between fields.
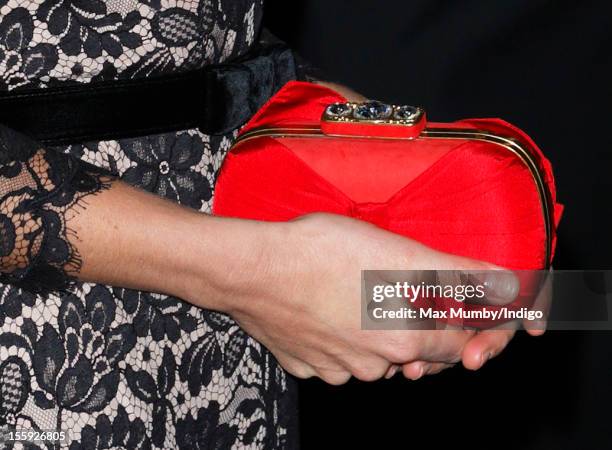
xmin=214 ymin=81 xmax=562 ymax=270
xmin=212 ymin=82 xmax=562 ymax=327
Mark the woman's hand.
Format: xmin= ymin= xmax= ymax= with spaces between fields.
xmin=400 ymin=262 xmax=553 ymax=379
xmin=210 ymin=213 xmax=517 ymax=385
xmin=49 ymin=176 xmax=522 ymax=385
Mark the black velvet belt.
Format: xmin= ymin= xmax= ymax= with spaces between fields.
xmin=0 ymin=44 xmax=298 ymax=146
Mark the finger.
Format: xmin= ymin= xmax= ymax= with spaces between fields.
xmin=524 ymin=268 xmax=553 ymax=336
xmin=409 ymin=243 xmax=505 ymax=274
xmin=408 ymin=244 xmax=520 ymax=307
xmin=344 ymin=356 xmax=392 ymax=382
xmin=277 ymin=345 xmax=349 ymax=381
xmin=316 ymin=368 xmax=352 ymax=385
xmin=402 ymin=361 xmax=427 ymax=380
xmin=425 ymin=362 xmax=455 ymax=375
xmin=461 ymin=327 xmax=516 ymax=370
xmin=427 ymin=316 xmax=478 ymax=362
xmin=365 ymin=328 xmax=467 ymax=364
xmin=276 ymin=353 xmax=317 ymax=380
xmin=462 ymin=270 xmax=520 ymax=306
xmin=402 ymin=361 xmax=455 ymax=378
xmin=400 ymin=311 xmax=467 ymax=377
xmin=416 ymin=328 xmax=476 ymax=363
xmin=378 ymin=267 xmax=519 ymax=307
xmin=385 ymin=364 xmax=400 ymax=379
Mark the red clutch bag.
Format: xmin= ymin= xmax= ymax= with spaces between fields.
xmin=213 ymin=81 xmax=563 ymax=327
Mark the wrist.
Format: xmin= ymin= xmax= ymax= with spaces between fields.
xmin=177 ymin=215 xmax=285 ymax=315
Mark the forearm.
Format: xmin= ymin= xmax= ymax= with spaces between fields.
xmin=69 ymin=178 xmax=269 ymax=312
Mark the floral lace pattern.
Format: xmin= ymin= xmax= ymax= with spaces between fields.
xmin=0 ymin=125 xmax=112 ymax=294
xmin=0 ymin=1 xmax=298 ymax=449
xmin=0 ymin=0 xmax=264 ymax=90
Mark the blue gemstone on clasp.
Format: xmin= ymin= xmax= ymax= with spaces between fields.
xmin=394 ymin=105 xmax=419 ymax=121
xmin=353 ymin=101 xmax=392 ymax=120
xmin=325 ymin=103 xmax=352 ymax=118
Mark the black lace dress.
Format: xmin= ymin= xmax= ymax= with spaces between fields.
xmin=0 ymin=1 xmax=299 ymax=448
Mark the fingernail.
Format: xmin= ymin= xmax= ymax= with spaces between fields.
xmin=481 ymin=351 xmax=493 ymax=367
xmin=415 ymin=364 xmax=428 ymax=379
xmin=474 ymin=271 xmax=520 ymax=303
xmin=385 ymin=366 xmax=399 ymax=379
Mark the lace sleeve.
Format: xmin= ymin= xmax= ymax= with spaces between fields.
xmin=0 ymin=125 xmax=113 ymax=294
